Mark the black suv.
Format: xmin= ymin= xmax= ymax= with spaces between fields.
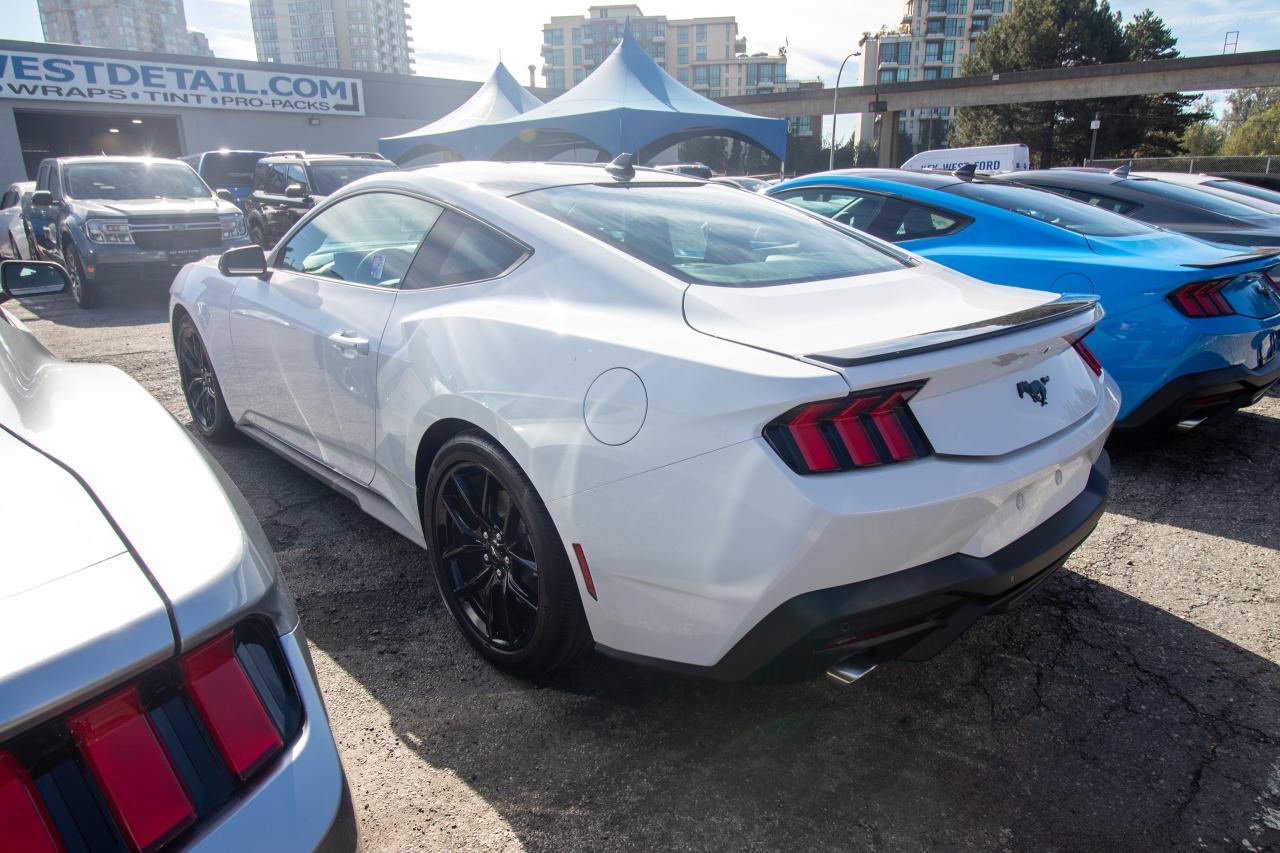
xmin=244 ymin=152 xmax=398 ymax=246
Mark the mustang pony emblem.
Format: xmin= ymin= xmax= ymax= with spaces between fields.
xmin=1017 ymin=376 xmax=1050 ymax=406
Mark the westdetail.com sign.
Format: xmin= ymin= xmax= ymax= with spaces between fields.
xmin=0 ymin=50 xmax=364 ymax=116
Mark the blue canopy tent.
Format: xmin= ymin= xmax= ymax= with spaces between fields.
xmin=385 ymin=29 xmax=789 ymax=164
xmin=378 ymin=63 xmax=543 ymax=163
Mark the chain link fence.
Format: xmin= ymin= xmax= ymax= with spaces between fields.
xmin=1085 ymin=155 xmax=1276 ymax=174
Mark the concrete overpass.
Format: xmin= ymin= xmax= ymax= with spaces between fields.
xmin=718 ymin=49 xmax=1280 ymax=167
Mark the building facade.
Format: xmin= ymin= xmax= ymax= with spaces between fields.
xmin=540 ymin=5 xmax=789 ymax=99
xmin=249 ymin=0 xmax=414 ymax=74
xmin=856 ymin=0 xmax=1013 ymax=151
xmin=38 ymin=0 xmax=213 ymax=57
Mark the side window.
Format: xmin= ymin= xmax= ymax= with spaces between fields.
xmin=287 ymin=163 xmax=308 ymax=190
xmin=1067 ymin=189 xmax=1139 ymax=215
xmin=48 ymin=167 xmax=62 ymax=200
xmin=874 ymin=198 xmax=967 ymax=242
xmin=275 ymin=192 xmax=443 ymax=288
xmin=35 ymin=163 xmax=50 ymax=193
xmin=270 ymin=163 xmax=293 ymax=194
xmin=406 ymin=209 xmax=528 ymax=288
xmin=253 ymin=161 xmax=273 ymax=192
xmin=774 ymin=187 xmax=885 ymax=232
xmin=0 ymin=190 xmax=15 ymax=209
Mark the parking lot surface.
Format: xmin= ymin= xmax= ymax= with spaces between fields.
xmin=10 ymin=290 xmax=1279 ymax=853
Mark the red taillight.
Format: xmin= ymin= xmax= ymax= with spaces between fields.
xmin=1070 ymin=331 xmax=1103 ymax=377
xmin=1169 ymin=278 xmax=1235 ymax=317
xmin=765 ymin=382 xmax=931 ymax=474
xmin=68 ymin=687 xmax=195 ymax=853
xmin=0 ymin=752 xmax=62 ymax=853
xmin=181 ymin=631 xmax=283 ymax=781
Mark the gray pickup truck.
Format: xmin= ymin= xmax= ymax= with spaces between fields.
xmin=27 ymin=156 xmax=251 ymax=308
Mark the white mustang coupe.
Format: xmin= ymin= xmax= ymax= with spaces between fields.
xmin=171 ymin=158 xmax=1120 ymax=684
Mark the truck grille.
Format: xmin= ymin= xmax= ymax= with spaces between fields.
xmin=128 ymin=219 xmax=222 ymax=252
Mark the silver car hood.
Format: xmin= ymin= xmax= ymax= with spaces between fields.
xmin=0 ymin=310 xmax=293 ymax=737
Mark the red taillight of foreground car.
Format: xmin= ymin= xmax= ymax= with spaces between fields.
xmin=69 ymin=687 xmax=197 ymax=852
xmin=1 ymin=620 xmax=300 ymax=853
xmin=0 ymin=752 xmax=62 ymax=853
xmin=1168 ymin=278 xmax=1235 ymax=317
xmin=765 ymin=382 xmax=932 ymax=474
xmin=1069 ymin=331 xmax=1103 ymax=377
xmin=182 ymin=631 xmax=284 ymax=781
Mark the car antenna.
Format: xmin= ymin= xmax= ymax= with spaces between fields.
xmin=952 ymin=163 xmax=977 ymax=181
xmin=1110 ymin=164 xmax=1130 ymax=178
xmin=606 ymin=152 xmax=636 ymax=182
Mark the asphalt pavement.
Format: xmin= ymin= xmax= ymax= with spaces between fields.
xmin=9 ymin=288 xmax=1279 ymax=853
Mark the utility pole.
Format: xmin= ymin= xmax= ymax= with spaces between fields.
xmin=829 ymin=51 xmax=861 ymax=171
xmin=1088 ymin=112 xmax=1101 ymax=164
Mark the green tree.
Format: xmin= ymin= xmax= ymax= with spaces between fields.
xmin=1221 ymin=99 xmax=1280 ymax=155
xmin=676 ymin=136 xmax=730 ymax=171
xmin=950 ymin=1 xmax=1202 ymax=165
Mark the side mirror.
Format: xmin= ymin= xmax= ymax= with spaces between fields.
xmin=284 ymin=183 xmax=308 ymax=200
xmin=215 ymin=188 xmax=235 ymax=202
xmin=30 ymin=190 xmax=53 ymax=206
xmin=1 ymin=260 xmax=69 ymax=302
xmin=218 ymin=244 xmax=268 ymax=277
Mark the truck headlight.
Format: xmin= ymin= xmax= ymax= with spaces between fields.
xmin=84 ymin=219 xmax=133 ymax=244
xmin=220 ymin=213 xmax=247 ymax=240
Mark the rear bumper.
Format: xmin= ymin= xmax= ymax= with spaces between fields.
xmin=600 ymin=453 xmax=1109 ymax=681
xmin=1117 ymin=357 xmax=1280 ymax=430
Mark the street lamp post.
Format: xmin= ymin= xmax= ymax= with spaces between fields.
xmin=829 ymin=51 xmax=861 ymax=171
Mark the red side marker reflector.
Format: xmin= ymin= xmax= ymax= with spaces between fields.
xmin=181 ymin=631 xmax=283 ymax=781
xmin=68 ymin=686 xmax=195 ymax=853
xmin=572 ymin=543 xmax=598 ymax=600
xmin=0 ymin=752 xmax=63 ymax=853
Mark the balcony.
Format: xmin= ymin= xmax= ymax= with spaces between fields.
xmin=540 ymin=43 xmax=554 ymax=56
xmin=924 ymin=7 xmax=946 ymax=16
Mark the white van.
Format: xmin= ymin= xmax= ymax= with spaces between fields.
xmin=901 ymin=144 xmax=1030 ymax=173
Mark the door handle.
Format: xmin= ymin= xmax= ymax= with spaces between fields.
xmin=327 ymin=330 xmax=370 ymax=356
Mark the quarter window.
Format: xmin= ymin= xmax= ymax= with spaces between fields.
xmin=406 ymin=209 xmax=528 ymax=288
xmin=1065 ymin=189 xmax=1139 ymax=215
xmin=275 ymin=192 xmax=443 ymax=288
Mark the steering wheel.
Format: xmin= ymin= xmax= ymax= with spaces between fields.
xmin=353 ymin=247 xmax=412 ymax=287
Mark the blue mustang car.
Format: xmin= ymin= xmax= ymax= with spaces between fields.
xmin=768 ymin=169 xmax=1280 ymax=431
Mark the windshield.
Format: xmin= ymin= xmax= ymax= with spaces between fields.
xmin=309 ymin=162 xmax=398 ymax=196
xmin=199 ymin=152 xmax=266 ymax=187
xmin=514 ymin=183 xmax=908 ymax=287
xmin=64 ymin=162 xmax=211 ymax=201
xmin=1205 ymin=180 xmax=1280 ymax=211
xmin=946 ymin=182 xmax=1153 ymax=237
xmin=1127 ymin=178 xmax=1273 ymax=219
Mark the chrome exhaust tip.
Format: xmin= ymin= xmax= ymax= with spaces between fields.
xmin=1175 ymin=416 xmax=1207 ymax=431
xmin=825 ymin=659 xmax=878 ymax=686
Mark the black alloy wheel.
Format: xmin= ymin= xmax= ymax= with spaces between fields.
xmin=425 ymin=432 xmax=591 ymax=677
xmin=175 ymin=317 xmax=237 ymax=442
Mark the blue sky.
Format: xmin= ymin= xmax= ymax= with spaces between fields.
xmin=9 ymin=0 xmax=1276 ymax=84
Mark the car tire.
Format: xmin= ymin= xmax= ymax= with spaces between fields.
xmin=175 ymin=315 xmax=238 ymax=443
xmin=425 ymin=432 xmax=592 ymax=678
xmin=64 ymin=241 xmax=101 ymax=309
xmin=248 ymin=219 xmax=267 ymax=247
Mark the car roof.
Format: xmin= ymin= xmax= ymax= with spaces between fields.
xmin=52 ymin=156 xmax=185 ymax=165
xmin=1130 ymin=171 xmax=1212 ymax=186
xmin=7 ymin=181 xmax=34 ymax=191
xmin=397 ymin=160 xmax=705 ymax=196
xmin=810 ymin=168 xmax=968 ymax=190
xmin=1001 ymin=169 xmax=1124 ymax=188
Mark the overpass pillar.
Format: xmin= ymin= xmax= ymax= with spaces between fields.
xmin=877 ymin=111 xmax=901 ymax=168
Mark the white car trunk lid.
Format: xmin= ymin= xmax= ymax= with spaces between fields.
xmin=683 ymin=265 xmax=1104 ymax=457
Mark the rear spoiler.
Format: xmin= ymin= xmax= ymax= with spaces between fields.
xmin=1181 ymin=248 xmax=1280 ymax=269
xmin=809 ymin=296 xmax=1102 ymax=368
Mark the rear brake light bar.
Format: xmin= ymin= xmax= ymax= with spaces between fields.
xmin=1068 ymin=329 xmax=1103 ymax=377
xmin=0 ymin=752 xmax=62 ymax=853
xmin=765 ymin=382 xmax=932 ymax=474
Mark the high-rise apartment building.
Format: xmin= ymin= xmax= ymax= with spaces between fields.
xmin=38 ymin=0 xmax=214 ymax=57
xmin=540 ymin=5 xmax=792 ymax=100
xmin=856 ymin=0 xmax=1013 ymax=150
xmin=249 ymin=0 xmax=414 ymax=74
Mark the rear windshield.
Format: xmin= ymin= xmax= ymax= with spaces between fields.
xmin=64 ymin=162 xmax=210 ymax=201
xmin=1205 ymin=179 xmax=1280 ymax=209
xmin=309 ymin=161 xmax=398 ymax=195
xmin=513 ymin=183 xmax=908 ymax=287
xmin=1127 ymin=178 xmax=1271 ymax=219
xmin=945 ymin=182 xmax=1152 ymax=237
xmin=199 ymin=152 xmax=266 ymax=186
